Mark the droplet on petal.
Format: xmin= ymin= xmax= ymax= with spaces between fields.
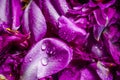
xmin=41 ymin=57 xmax=48 ymax=66
xmin=41 ymin=43 xmax=46 ymax=51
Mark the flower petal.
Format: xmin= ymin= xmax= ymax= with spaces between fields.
xmin=58 ymin=16 xmax=87 ymax=42
xmin=11 ymin=0 xmax=23 ymax=30
xmin=20 ymin=38 xmax=73 ymax=80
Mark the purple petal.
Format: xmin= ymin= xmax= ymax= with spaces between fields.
xmin=80 ymin=68 xmax=100 ymax=80
xmin=29 ymin=1 xmax=47 ymax=42
xmin=0 ymin=0 xmax=11 ymax=22
xmin=58 ymin=16 xmax=87 ymax=42
xmin=11 ymin=0 xmax=23 ymax=30
xmin=34 ymin=0 xmax=43 ymax=9
xmin=98 ymin=0 xmax=116 ymax=9
xmin=22 ymin=1 xmax=47 ymax=43
xmin=97 ymin=61 xmax=113 ymax=80
xmin=51 ymin=0 xmax=70 ymax=15
xmin=93 ymin=24 xmax=104 ymax=41
xmin=108 ymin=41 xmax=120 ymax=64
xmin=0 ymin=0 xmax=12 ymax=26
xmin=42 ymin=0 xmax=60 ymax=29
xmin=59 ymin=68 xmax=80 ymax=80
xmin=22 ymin=2 xmax=30 ymax=33
xmin=89 ymin=0 xmax=116 ymax=9
xmin=103 ymin=26 xmax=120 ymax=64
xmin=20 ymin=38 xmax=73 ymax=80
xmin=93 ymin=8 xmax=108 ymax=26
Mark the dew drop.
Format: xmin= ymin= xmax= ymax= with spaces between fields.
xmin=49 ymin=51 xmax=55 ymax=55
xmin=41 ymin=57 xmax=48 ymax=66
xmin=29 ymin=58 xmax=32 ymax=62
xmin=63 ymin=32 xmax=66 ymax=35
xmin=58 ymin=59 xmax=62 ymax=62
xmin=82 ymin=7 xmax=88 ymax=12
xmin=49 ymin=51 xmax=53 ymax=54
xmin=41 ymin=43 xmax=46 ymax=51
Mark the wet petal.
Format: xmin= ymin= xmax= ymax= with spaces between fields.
xmin=58 ymin=16 xmax=87 ymax=42
xmin=20 ymin=38 xmax=73 ymax=80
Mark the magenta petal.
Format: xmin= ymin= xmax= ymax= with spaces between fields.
xmin=108 ymin=41 xmax=120 ymax=64
xmin=59 ymin=68 xmax=80 ymax=80
xmin=34 ymin=0 xmax=43 ymax=9
xmin=58 ymin=16 xmax=87 ymax=42
xmin=22 ymin=1 xmax=47 ymax=43
xmin=11 ymin=0 xmax=23 ymax=30
xmin=97 ymin=61 xmax=113 ymax=80
xmin=98 ymin=0 xmax=116 ymax=9
xmin=93 ymin=9 xmax=108 ymax=26
xmin=80 ymin=68 xmax=100 ymax=80
xmin=89 ymin=0 xmax=115 ymax=9
xmin=93 ymin=24 xmax=104 ymax=41
xmin=0 ymin=0 xmax=12 ymax=25
xmin=103 ymin=26 xmax=120 ymax=64
xmin=20 ymin=38 xmax=73 ymax=80
xmin=51 ymin=0 xmax=70 ymax=15
xmin=42 ymin=0 xmax=60 ymax=29
xmin=22 ymin=2 xmax=30 ymax=33
xmin=29 ymin=1 xmax=47 ymax=42
xmin=104 ymin=7 xmax=116 ymax=22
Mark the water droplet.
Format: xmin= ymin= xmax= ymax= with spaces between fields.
xmin=63 ymin=32 xmax=66 ymax=35
xmin=49 ymin=51 xmax=55 ymax=55
xmin=41 ymin=57 xmax=48 ymax=66
xmin=29 ymin=58 xmax=32 ymax=62
xmin=82 ymin=7 xmax=88 ymax=12
xmin=58 ymin=59 xmax=62 ymax=62
xmin=41 ymin=43 xmax=46 ymax=51
xmin=49 ymin=51 xmax=53 ymax=54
